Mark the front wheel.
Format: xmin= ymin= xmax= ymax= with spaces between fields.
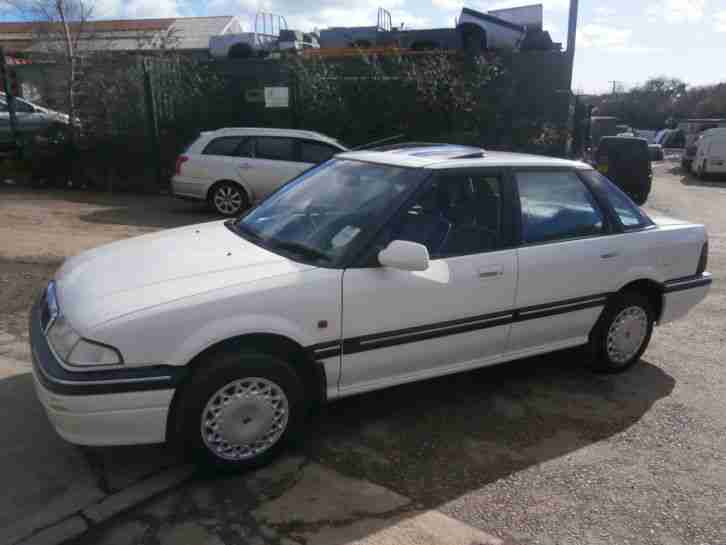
xmin=587 ymin=292 xmax=655 ymax=373
xmin=174 ymin=351 xmax=306 ymax=472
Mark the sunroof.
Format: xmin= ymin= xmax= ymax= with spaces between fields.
xmin=405 ymin=146 xmax=485 ymax=159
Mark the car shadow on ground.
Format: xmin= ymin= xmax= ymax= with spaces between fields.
xmin=668 ymin=166 xmax=726 ymax=188
xmin=78 ymin=201 xmax=219 ymax=230
xmin=2 ymin=348 xmax=674 ymax=544
xmin=307 ymin=350 xmax=674 ymax=507
xmin=1 ymin=184 xmax=220 ymax=230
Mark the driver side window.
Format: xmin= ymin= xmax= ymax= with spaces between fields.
xmin=389 ymin=173 xmax=504 ymax=259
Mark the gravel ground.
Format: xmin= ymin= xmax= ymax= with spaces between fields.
xmin=1 ymin=163 xmax=724 ymax=545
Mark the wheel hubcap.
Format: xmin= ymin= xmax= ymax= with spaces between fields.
xmin=201 ymin=378 xmax=289 ymax=461
xmin=606 ymin=306 xmax=648 ymax=365
xmin=214 ymin=186 xmax=243 ymax=215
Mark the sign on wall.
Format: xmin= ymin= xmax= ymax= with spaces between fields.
xmin=264 ymin=86 xmax=289 ymax=108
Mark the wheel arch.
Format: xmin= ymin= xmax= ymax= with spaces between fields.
xmin=615 ymin=278 xmax=664 ymax=322
xmin=166 ymin=333 xmax=326 ymax=441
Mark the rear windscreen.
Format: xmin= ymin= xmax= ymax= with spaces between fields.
xmin=599 ymin=140 xmax=648 ymax=162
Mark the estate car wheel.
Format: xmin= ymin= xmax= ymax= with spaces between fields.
xmin=697 ymin=162 xmax=708 ymax=180
xmin=174 ymin=351 xmax=306 ymax=472
xmin=587 ymin=292 xmax=655 ymax=373
xmin=210 ymin=182 xmax=248 ymax=217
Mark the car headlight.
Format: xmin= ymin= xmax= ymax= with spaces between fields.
xmin=46 ymin=315 xmax=81 ymax=360
xmin=68 ymin=339 xmax=122 ymax=366
xmin=47 ymin=315 xmax=122 ymax=366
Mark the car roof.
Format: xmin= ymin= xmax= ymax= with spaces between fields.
xmin=337 ymin=145 xmax=590 ymax=170
xmin=203 ymin=127 xmax=345 ymax=148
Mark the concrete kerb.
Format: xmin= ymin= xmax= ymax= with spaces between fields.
xmin=12 ymin=465 xmax=195 ymax=545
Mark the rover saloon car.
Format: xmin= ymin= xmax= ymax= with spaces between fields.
xmin=30 ymin=145 xmax=711 ymax=471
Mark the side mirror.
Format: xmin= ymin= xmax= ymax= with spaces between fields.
xmin=378 ymin=240 xmax=430 ymax=271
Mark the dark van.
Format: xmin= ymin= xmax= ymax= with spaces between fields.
xmin=595 ymin=136 xmax=652 ymax=205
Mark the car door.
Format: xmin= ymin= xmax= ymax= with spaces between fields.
xmin=338 ymin=169 xmax=518 ymax=395
xmin=509 ymin=169 xmax=622 ymax=354
xmin=242 ymin=136 xmax=311 ymax=199
xmin=13 ymin=99 xmax=45 ymax=134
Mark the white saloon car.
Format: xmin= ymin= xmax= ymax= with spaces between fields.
xmin=171 ymin=127 xmax=348 ymax=216
xmin=31 ymin=146 xmax=711 ymax=471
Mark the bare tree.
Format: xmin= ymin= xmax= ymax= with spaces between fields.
xmin=1 ymin=0 xmax=96 ymax=140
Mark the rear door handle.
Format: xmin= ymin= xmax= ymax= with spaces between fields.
xmin=600 ymin=252 xmax=619 ymax=259
xmin=478 ymin=266 xmax=503 ymax=279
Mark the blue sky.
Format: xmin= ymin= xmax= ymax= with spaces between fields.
xmin=5 ymin=0 xmax=726 ymax=93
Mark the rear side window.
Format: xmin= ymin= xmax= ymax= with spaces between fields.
xmin=516 ymin=170 xmax=605 ymax=244
xmin=256 ymin=137 xmax=295 ymax=161
xmin=300 ymin=141 xmax=339 ymax=163
xmin=202 ymin=136 xmax=244 ymax=156
xmin=581 ymin=170 xmax=653 ymax=229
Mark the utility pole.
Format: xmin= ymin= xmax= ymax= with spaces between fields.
xmin=565 ymin=0 xmax=579 ymax=89
xmin=0 ymin=47 xmax=21 ymax=154
xmin=609 ymin=80 xmax=621 ymax=95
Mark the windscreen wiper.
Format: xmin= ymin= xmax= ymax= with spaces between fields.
xmin=271 ymin=240 xmax=331 ymax=262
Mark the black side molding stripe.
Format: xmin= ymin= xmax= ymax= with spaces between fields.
xmin=343 ymin=315 xmax=514 ymax=356
xmin=516 ymin=294 xmax=609 ymax=314
xmin=308 ymin=293 xmax=610 ymax=358
xmin=513 ymin=298 xmax=608 ymax=322
xmin=663 ymin=274 xmax=712 ymax=293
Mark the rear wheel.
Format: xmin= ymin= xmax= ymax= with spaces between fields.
xmin=210 ymin=182 xmax=248 ymax=217
xmin=697 ymin=162 xmax=708 ymax=180
xmin=632 ymin=190 xmax=648 ymax=205
xmin=587 ymin=292 xmax=655 ymax=373
xmin=174 ymin=351 xmax=306 ymax=472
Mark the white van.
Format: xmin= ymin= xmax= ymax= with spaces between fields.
xmin=693 ymin=128 xmax=726 ymax=178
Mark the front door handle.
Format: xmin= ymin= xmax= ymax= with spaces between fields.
xmin=478 ymin=266 xmax=503 ymax=279
xmin=600 ymin=252 xmax=619 ymax=259
xmin=239 ymin=163 xmax=253 ymax=169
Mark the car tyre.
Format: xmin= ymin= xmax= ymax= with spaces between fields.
xmin=632 ymin=190 xmax=648 ymax=205
xmin=210 ymin=182 xmax=248 ymax=217
xmin=586 ymin=291 xmax=655 ymax=373
xmin=697 ymin=163 xmax=708 ymax=180
xmin=174 ymin=350 xmax=307 ymax=472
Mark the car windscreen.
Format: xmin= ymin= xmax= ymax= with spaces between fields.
xmin=233 ymin=159 xmax=428 ymax=267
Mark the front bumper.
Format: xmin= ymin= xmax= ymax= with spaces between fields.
xmin=29 ymin=297 xmax=186 ymax=445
